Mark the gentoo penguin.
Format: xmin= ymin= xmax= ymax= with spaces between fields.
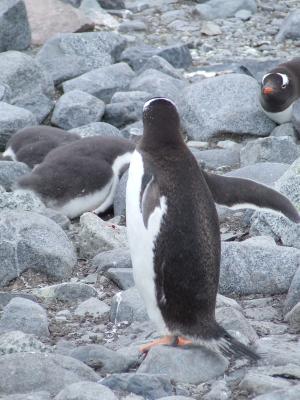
xmin=126 ymin=98 xmax=300 ymax=360
xmin=18 ymin=136 xmax=135 ymax=219
xmin=260 ymin=58 xmax=300 ymax=124
xmin=2 ymin=126 xmax=80 ymax=168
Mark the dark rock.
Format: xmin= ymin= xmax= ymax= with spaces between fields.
xmin=0 ymin=292 xmax=37 ymax=310
xmin=106 ymin=268 xmax=134 ymax=289
xmin=98 ymin=0 xmax=125 ymax=9
xmin=120 ymin=45 xmax=158 ymax=71
xmin=156 ymin=44 xmax=192 ymax=69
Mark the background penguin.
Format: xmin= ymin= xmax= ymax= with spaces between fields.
xmin=18 ymin=136 xmax=135 ymax=219
xmin=126 ymin=97 xmax=300 ymax=360
xmin=260 ymin=58 xmax=300 ymax=124
xmin=2 ymin=126 xmax=80 ymax=168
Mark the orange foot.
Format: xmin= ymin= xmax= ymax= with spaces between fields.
xmin=139 ymin=335 xmax=193 ymax=353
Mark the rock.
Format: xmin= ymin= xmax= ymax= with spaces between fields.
xmin=0 ymin=84 xmax=11 ymax=103
xmin=276 ymin=10 xmax=300 ymax=42
xmin=271 ymin=123 xmax=297 ymax=139
xmin=251 ymin=385 xmax=300 ymax=399
xmin=285 ymin=267 xmax=300 ymax=313
xmin=92 ymin=248 xmax=132 ymax=272
xmin=129 ymin=69 xmax=185 ymax=106
xmin=219 ymin=238 xmax=300 ymax=296
xmin=0 ymin=51 xmax=54 ymax=123
xmin=62 ymin=0 xmax=82 ymax=6
xmin=0 ymin=292 xmax=37 ymax=310
xmin=36 ymin=32 xmax=126 ymax=84
xmin=32 ymin=283 xmax=97 ymax=303
xmin=51 ymin=90 xmax=105 ymax=130
xmin=275 ymin=156 xmax=300 ymax=210
xmin=120 ymin=45 xmax=157 ymax=71
xmin=195 ymin=0 xmax=257 ymax=20
xmin=285 ymin=302 xmax=300 ymax=331
xmin=70 ymin=344 xmax=130 ymax=373
xmin=0 ymin=0 xmax=31 ymax=52
xmin=0 ymin=211 xmax=76 ymax=286
xmin=104 ymin=101 xmax=143 ymax=128
xmin=240 ymin=137 xmax=299 ymax=166
xmin=225 ymin=162 xmax=289 ymax=186
xmin=121 ymin=121 xmax=143 ymax=142
xmin=216 ymin=294 xmax=242 ymax=311
xmin=0 ymin=353 xmax=98 ymax=396
xmin=139 ymin=56 xmax=183 ymax=79
xmin=70 ymin=121 xmax=122 ymax=138
xmin=2 ymin=392 xmax=51 ymax=400
xmin=255 ymin=334 xmax=300 ymax=366
xmin=239 ymin=370 xmax=292 ymax=396
xmin=158 ymin=397 xmax=194 ymax=400
xmin=182 ymin=74 xmax=275 ymax=140
xmin=138 ymin=346 xmax=228 ymax=384
xmin=0 ymin=298 xmax=49 ymax=337
xmin=74 ymin=297 xmax=110 ymax=318
xmin=63 ymin=63 xmax=135 ymax=103
xmin=79 ymin=0 xmax=120 ymax=29
xmin=110 ymin=287 xmax=148 ymax=323
xmin=24 ymin=0 xmax=94 ymax=46
xmin=201 ymin=21 xmax=222 ymax=36
xmin=106 ymin=268 xmax=134 ymax=289
xmin=0 ymin=331 xmax=48 ymax=355
xmin=0 ymin=162 xmax=30 ymax=190
xmin=191 ymin=148 xmax=240 ymax=170
xmin=98 ymin=0 xmax=125 ymax=8
xmin=156 ymin=44 xmax=192 ymax=69
xmin=101 ymin=373 xmax=174 ymax=400
xmin=113 ymin=170 xmax=128 ymax=216
xmin=55 ymin=382 xmax=118 ymax=400
xmin=235 ymin=9 xmax=252 ymax=20
xmin=0 ymin=102 xmax=37 ymax=148
xmin=203 ymin=380 xmax=231 ymax=400
xmin=292 ymin=99 xmax=300 ymax=136
xmin=78 ymin=213 xmax=128 ymax=258
xmin=0 ymin=190 xmax=45 ymax=212
xmin=119 ymin=20 xmax=147 ymax=33
xmin=40 ymin=208 xmax=71 ymax=230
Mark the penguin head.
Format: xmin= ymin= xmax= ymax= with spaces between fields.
xmin=261 ymin=72 xmax=293 ymax=102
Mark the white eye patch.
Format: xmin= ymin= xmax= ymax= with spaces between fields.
xmin=261 ymin=73 xmax=271 ymax=84
xmin=143 ymin=97 xmax=177 ymax=112
xmin=276 ymin=73 xmax=289 ymax=87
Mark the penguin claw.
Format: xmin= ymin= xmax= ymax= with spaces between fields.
xmin=176 ymin=336 xmax=193 ymax=347
xmin=139 ymin=336 xmax=176 ymax=353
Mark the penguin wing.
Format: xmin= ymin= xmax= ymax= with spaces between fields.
xmin=140 ymin=172 xmax=161 ymax=228
xmin=203 ymin=171 xmax=300 ymax=223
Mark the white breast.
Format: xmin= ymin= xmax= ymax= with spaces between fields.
xmin=126 ymin=150 xmax=169 ymax=334
xmin=262 ymin=102 xmax=294 ymax=124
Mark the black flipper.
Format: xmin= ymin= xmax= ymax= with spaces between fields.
xmin=139 ymin=172 xmax=161 ymax=228
xmin=203 ymin=171 xmax=300 ymax=223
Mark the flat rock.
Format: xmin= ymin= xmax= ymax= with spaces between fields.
xmin=92 ymin=248 xmax=132 ymax=272
xmin=101 ymin=373 xmax=174 ymax=400
xmin=36 ymin=32 xmax=126 ymax=84
xmin=51 ymin=90 xmax=105 ymax=129
xmin=0 ymin=51 xmax=54 ymax=123
xmin=276 ymin=10 xmax=300 ymax=42
xmin=255 ymin=334 xmax=300 ymax=366
xmin=240 ymin=137 xmax=299 ymax=166
xmin=55 ymin=382 xmax=117 ymax=400
xmin=110 ymin=287 xmax=148 ymax=323
xmin=0 ymin=331 xmax=48 ymax=355
xmin=0 ymin=211 xmax=76 ymax=286
xmin=79 ymin=213 xmax=128 ymax=258
xmin=195 ymin=0 xmax=257 ymax=20
xmin=74 ymin=297 xmax=110 ymax=318
xmin=70 ymin=122 xmax=122 ymax=138
xmin=0 ymin=0 xmax=31 ymax=52
xmin=32 ymin=282 xmax=97 ymax=303
xmin=63 ymin=63 xmax=135 ymax=103
xmin=70 ymin=344 xmax=130 ymax=373
xmin=0 ymin=162 xmax=30 ymax=190
xmin=252 ymin=384 xmax=300 ymax=399
xmin=182 ymin=74 xmax=275 ymax=140
xmin=2 ymin=392 xmax=51 ymax=400
xmin=0 ymin=102 xmax=37 ymax=148
xmin=0 ymin=353 xmax=98 ymax=396
xmin=138 ymin=346 xmax=228 ymax=384
xmin=106 ymin=268 xmax=134 ymax=289
xmin=24 ymin=0 xmax=94 ymax=46
xmin=219 ymin=238 xmax=300 ymax=296
xmin=239 ymin=370 xmax=292 ymax=396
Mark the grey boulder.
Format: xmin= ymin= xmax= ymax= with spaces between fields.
xmin=2 ymin=392 xmax=51 ymax=400
xmin=110 ymin=287 xmax=148 ymax=323
xmin=74 ymin=297 xmax=110 ymax=318
xmin=106 ymin=268 xmax=134 ymax=290
xmin=70 ymin=121 xmax=121 ymax=138
xmin=92 ymin=248 xmax=132 ymax=272
xmin=0 ymin=162 xmax=30 ymax=190
xmin=285 ymin=267 xmax=300 ymax=313
xmin=0 ymin=190 xmax=45 ymax=212
xmin=139 ymin=55 xmax=183 ymax=79
xmin=32 ymin=282 xmax=97 ymax=303
xmin=191 ymin=148 xmax=240 ymax=170
xmin=195 ymin=0 xmax=257 ymax=20
xmin=252 ymin=385 xmax=300 ymax=400
xmin=0 ymin=331 xmax=48 ymax=355
xmin=55 ymin=382 xmax=117 ymax=400
xmin=276 ymin=10 xmax=300 ymax=42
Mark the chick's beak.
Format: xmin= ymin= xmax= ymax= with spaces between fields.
xmin=263 ymin=86 xmax=273 ymax=95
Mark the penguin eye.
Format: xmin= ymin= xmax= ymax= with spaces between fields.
xmin=281 ymin=83 xmax=287 ymax=89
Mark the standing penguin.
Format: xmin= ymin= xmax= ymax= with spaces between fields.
xmin=126 ymin=98 xmax=300 ymax=359
xmin=260 ymin=58 xmax=300 ymax=124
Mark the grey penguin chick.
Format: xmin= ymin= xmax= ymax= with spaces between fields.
xmin=18 ymin=136 xmax=135 ymax=219
xmin=2 ymin=126 xmax=80 ymax=168
xmin=126 ymin=97 xmax=300 ymax=360
xmin=260 ymin=58 xmax=300 ymax=124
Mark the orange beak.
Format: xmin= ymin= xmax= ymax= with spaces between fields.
xmin=263 ymin=87 xmax=273 ymax=95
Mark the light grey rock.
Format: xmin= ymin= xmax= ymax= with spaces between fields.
xmin=0 ymin=353 xmax=98 ymax=396
xmin=79 ymin=0 xmax=120 ymax=29
xmin=111 ymin=91 xmax=151 ymax=104
xmin=285 ymin=266 xmax=300 ymax=313
xmin=0 ymin=0 xmax=31 ymax=52
xmin=113 ymin=170 xmax=128 ymax=216
xmin=2 ymin=392 xmax=51 ymax=400
xmin=182 ymin=74 xmax=275 ymax=140
xmin=70 ymin=344 xmax=130 ymax=373
xmin=32 ymin=283 xmax=97 ymax=303
xmin=104 ymin=102 xmax=142 ymax=128
xmin=0 ymin=51 xmax=54 ymax=123
xmin=0 ymin=162 xmax=30 ymax=190
xmin=271 ymin=123 xmax=297 ymax=140
xmin=55 ymin=381 xmax=118 ymax=400
xmin=276 ymin=10 xmax=300 ymax=42
xmin=0 ymin=190 xmax=45 ymax=212
xmin=110 ymin=287 xmax=148 ymax=323
xmin=0 ymin=84 xmax=11 ymax=102
xmin=101 ymin=373 xmax=174 ymax=400
xmin=70 ymin=121 xmax=121 ymax=138
xmin=225 ymin=162 xmax=289 ymax=186
xmin=0 ymin=330 xmax=48 ymax=355
xmin=240 ymin=137 xmax=299 ymax=166
xmin=79 ymin=213 xmax=128 ymax=258
xmin=36 ymin=32 xmax=126 ymax=84
xmin=219 ymin=238 xmax=300 ymax=295
xmin=158 ymin=397 xmax=194 ymax=400
xmin=255 ymin=334 xmax=300 ymax=366
xmin=93 ymin=248 xmax=131 ymax=272
xmin=0 ymin=298 xmax=49 ymax=337
xmin=0 ymin=102 xmax=37 ymax=148
xmin=203 ymin=380 xmax=231 ymax=400
xmin=285 ymin=302 xmax=300 ymax=331
xmin=74 ymin=297 xmax=110 ymax=318
xmin=292 ymin=99 xmax=300 ymax=137
xmin=239 ymin=370 xmax=292 ymax=396
xmin=0 ymin=292 xmax=37 ymax=309
xmin=0 ymin=211 xmax=76 ymax=286
xmin=119 ymin=20 xmax=147 ymax=33
xmin=275 ymin=156 xmax=300 ymax=210
xmin=252 ymin=384 xmax=300 ymax=399
xmin=139 ymin=56 xmax=183 ymax=79
xmin=191 ymin=148 xmax=240 ymax=169
xmin=235 ymin=9 xmax=252 ymax=20
xmin=138 ymin=346 xmax=228 ymax=384
xmin=63 ymin=63 xmax=135 ymax=103
xmin=40 ymin=208 xmax=71 ymax=230
xmin=51 ymin=90 xmax=105 ymax=130
xmin=195 ymin=0 xmax=257 ymax=20
xmin=121 ymin=121 xmax=143 ymax=142
xmin=216 ymin=294 xmax=242 ymax=311
xmin=106 ymin=268 xmax=134 ymax=290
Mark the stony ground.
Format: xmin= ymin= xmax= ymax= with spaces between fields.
xmin=0 ymin=0 xmax=300 ymax=400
